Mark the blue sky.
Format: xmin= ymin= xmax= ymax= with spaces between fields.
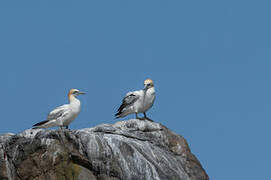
xmin=0 ymin=1 xmax=270 ymax=179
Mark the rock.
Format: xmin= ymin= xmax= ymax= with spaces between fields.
xmin=0 ymin=119 xmax=209 ymax=180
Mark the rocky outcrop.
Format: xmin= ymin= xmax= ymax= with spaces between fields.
xmin=0 ymin=119 xmax=208 ymax=180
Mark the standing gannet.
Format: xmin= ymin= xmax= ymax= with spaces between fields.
xmin=115 ymin=78 xmax=156 ymax=121
xmin=33 ymin=89 xmax=85 ymax=129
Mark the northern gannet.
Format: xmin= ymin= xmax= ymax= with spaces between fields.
xmin=33 ymin=89 xmax=85 ymax=129
xmin=115 ymin=79 xmax=156 ymax=121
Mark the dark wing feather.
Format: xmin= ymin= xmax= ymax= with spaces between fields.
xmin=47 ymin=109 xmax=65 ymax=120
xmin=46 ymin=104 xmax=69 ymax=120
xmin=115 ymin=93 xmax=139 ymax=117
xmin=33 ymin=120 xmax=49 ymax=127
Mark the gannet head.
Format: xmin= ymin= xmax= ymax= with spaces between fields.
xmin=144 ymin=78 xmax=154 ymax=90
xmin=68 ymin=89 xmax=85 ymax=101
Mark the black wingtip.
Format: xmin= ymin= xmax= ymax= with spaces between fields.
xmin=114 ymin=112 xmax=121 ymax=119
xmin=117 ymin=103 xmax=126 ymax=112
xmin=33 ymin=120 xmax=49 ymax=127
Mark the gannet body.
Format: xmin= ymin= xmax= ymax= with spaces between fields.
xmin=115 ymin=79 xmax=156 ymax=121
xmin=33 ymin=89 xmax=85 ymax=129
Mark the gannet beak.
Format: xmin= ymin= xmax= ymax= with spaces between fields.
xmin=78 ymin=91 xmax=86 ymax=95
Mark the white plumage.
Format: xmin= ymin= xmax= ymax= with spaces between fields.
xmin=33 ymin=89 xmax=85 ymax=129
xmin=115 ymin=79 xmax=156 ymax=121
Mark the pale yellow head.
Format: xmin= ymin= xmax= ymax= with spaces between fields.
xmin=68 ymin=89 xmax=85 ymax=102
xmin=144 ymin=78 xmax=154 ymax=90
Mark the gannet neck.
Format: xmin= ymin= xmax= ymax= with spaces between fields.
xmin=68 ymin=94 xmax=75 ymax=102
xmin=144 ymin=86 xmax=155 ymax=93
xmin=149 ymin=86 xmax=155 ymax=92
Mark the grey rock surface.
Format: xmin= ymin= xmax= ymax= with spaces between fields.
xmin=0 ymin=119 xmax=208 ymax=180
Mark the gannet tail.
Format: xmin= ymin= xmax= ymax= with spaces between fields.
xmin=32 ymin=120 xmax=50 ymax=129
xmin=114 ymin=112 xmax=122 ymax=119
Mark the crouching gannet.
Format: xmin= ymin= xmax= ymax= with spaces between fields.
xmin=33 ymin=89 xmax=85 ymax=129
xmin=115 ymin=78 xmax=156 ymax=121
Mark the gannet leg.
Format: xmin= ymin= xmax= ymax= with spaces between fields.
xmin=143 ymin=112 xmax=153 ymax=122
xmin=65 ymin=126 xmax=69 ymax=129
xmin=144 ymin=112 xmax=147 ymax=118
